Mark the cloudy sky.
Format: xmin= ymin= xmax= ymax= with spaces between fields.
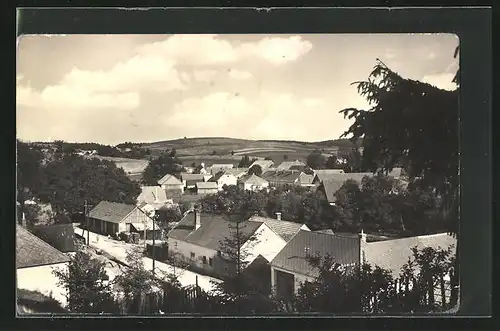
xmin=16 ymin=34 xmax=459 ymax=145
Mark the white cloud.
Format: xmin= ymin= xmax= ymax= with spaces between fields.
xmin=421 ymin=73 xmax=457 ymax=91
xmin=193 ymin=69 xmax=218 ymax=82
xmin=135 ymin=34 xmax=313 ymax=66
xmin=228 ymin=69 xmax=253 ymax=80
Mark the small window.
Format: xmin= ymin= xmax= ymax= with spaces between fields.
xmin=217 ymin=250 xmax=221 ymax=257
xmin=202 ymin=256 xmax=207 ymax=264
xmin=190 ymin=252 xmax=195 ymax=259
xmin=208 ymin=258 xmax=213 ymax=266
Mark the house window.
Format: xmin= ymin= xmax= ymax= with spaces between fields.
xmin=190 ymin=252 xmax=195 ymax=260
xmin=217 ymin=250 xmax=221 ymax=257
xmin=202 ymin=256 xmax=207 ymax=264
xmin=208 ymin=258 xmax=213 ymax=266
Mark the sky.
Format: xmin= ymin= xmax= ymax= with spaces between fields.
xmin=16 ymin=34 xmax=459 ymax=145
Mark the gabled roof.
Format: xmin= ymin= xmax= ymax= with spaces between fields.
xmin=158 ymin=174 xmax=183 ymax=186
xmin=248 ymin=216 xmax=308 ymax=242
xmin=224 ymin=168 xmax=249 ymax=177
xmin=168 ymin=212 xmax=262 ymax=251
xmin=365 ymin=233 xmax=456 ymax=278
xmin=277 ymin=160 xmax=306 ymax=171
xmin=180 ymin=173 xmax=206 ymax=182
xmin=289 ymin=165 xmax=307 ymax=172
xmin=88 ymin=201 xmax=136 ymax=224
xmin=17 ymin=225 xmax=70 ymax=268
xmin=313 ymin=169 xmax=348 ymax=182
xmin=137 ymin=186 xmax=169 ymax=204
xmin=196 ymin=182 xmax=218 ymax=190
xmin=210 ymin=164 xmax=234 ymax=175
xmin=31 ymin=224 xmax=76 ymax=253
xmin=209 ymin=171 xmax=236 ymax=182
xmin=321 ymin=173 xmax=374 ymax=203
xmin=271 ymin=230 xmax=360 ymax=277
xmin=239 ymin=174 xmax=269 ymax=186
xmin=249 ymin=160 xmax=274 ymax=169
xmin=261 ymin=170 xmax=302 ymax=184
xmin=298 ymin=173 xmax=315 ymax=185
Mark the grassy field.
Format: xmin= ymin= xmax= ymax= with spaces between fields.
xmin=85 ymin=155 xmax=149 ymax=174
xmin=143 ymin=137 xmax=347 ymax=166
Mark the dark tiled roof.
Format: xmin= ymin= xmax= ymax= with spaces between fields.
xmin=271 ymin=230 xmax=360 ymax=277
xmin=168 ymin=212 xmax=262 ymax=251
xmin=158 ymin=174 xmax=183 ymax=186
xmin=88 ymin=201 xmax=136 ymax=224
xmin=180 ymin=173 xmax=206 ymax=182
xmin=365 ymin=233 xmax=456 ymax=278
xmin=248 ymin=216 xmax=307 ymax=242
xmin=31 ymin=224 xmax=76 ymax=253
xmin=321 ymin=173 xmax=374 ymax=203
xmin=17 ymin=225 xmax=70 ymax=268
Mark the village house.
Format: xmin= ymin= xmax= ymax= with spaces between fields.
xmin=238 ymin=174 xmax=270 ymax=192
xmin=167 ymin=209 xmax=288 ymax=278
xmin=311 ymin=169 xmax=347 ymax=185
xmin=17 ymin=225 xmax=71 ymax=307
xmin=248 ymin=213 xmax=311 ymax=242
xmin=180 ymin=173 xmax=212 ymax=190
xmin=319 ymin=173 xmax=374 ymax=205
xmin=224 ymin=167 xmax=250 ymax=179
xmin=136 ymin=186 xmax=175 ymax=216
xmin=249 ymin=159 xmax=275 ymax=171
xmin=157 ymin=174 xmax=184 ymax=194
xmin=88 ymin=201 xmax=162 ymax=240
xmin=209 ymin=163 xmax=235 ymax=176
xmin=208 ymin=171 xmax=238 ymax=191
xmin=271 ymin=230 xmax=456 ymax=301
xmin=261 ymin=170 xmax=315 ymax=188
xmin=276 ymin=160 xmax=306 ymax=171
xmin=195 ymin=181 xmax=219 ymax=195
xmin=270 ymin=230 xmax=364 ymax=300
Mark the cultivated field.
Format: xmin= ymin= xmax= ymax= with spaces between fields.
xmin=142 ymin=137 xmax=347 ymax=166
xmin=85 ymin=155 xmax=149 ymax=174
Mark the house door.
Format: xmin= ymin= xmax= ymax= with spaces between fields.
xmin=275 ymin=270 xmax=295 ymax=301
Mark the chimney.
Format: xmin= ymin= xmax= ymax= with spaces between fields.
xmin=275 ymin=212 xmax=282 ymax=221
xmin=194 ymin=207 xmax=201 ymax=230
xmin=359 ymin=229 xmax=367 ymax=265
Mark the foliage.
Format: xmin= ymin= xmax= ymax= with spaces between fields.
xmin=53 ymin=250 xmax=118 ymax=313
xmin=306 ymin=149 xmax=326 ymax=169
xmin=248 ymin=164 xmax=263 ymax=176
xmin=325 ymin=155 xmax=341 ymax=169
xmin=17 ymin=140 xmax=44 ymax=203
xmin=35 ymin=154 xmax=141 ymax=215
xmin=238 ymin=155 xmax=256 ymax=168
xmin=155 ymin=207 xmax=183 ymax=230
xmin=142 ymin=153 xmax=184 ymax=186
xmin=295 ymin=255 xmax=393 ymax=314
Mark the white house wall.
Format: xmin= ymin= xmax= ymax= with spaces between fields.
xmin=241 ymin=224 xmax=287 ymax=264
xmin=218 ymin=175 xmax=237 ymax=190
xmin=270 ymin=265 xmax=314 ymax=295
xmin=17 ymin=262 xmax=69 ymax=308
xmin=168 ymin=237 xmax=218 ymax=269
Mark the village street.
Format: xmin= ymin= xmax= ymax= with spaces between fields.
xmin=73 ymin=225 xmax=221 ymax=293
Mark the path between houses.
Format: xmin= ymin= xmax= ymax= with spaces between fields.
xmin=74 ymin=226 xmax=221 ymax=293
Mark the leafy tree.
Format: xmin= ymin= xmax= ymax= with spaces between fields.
xmin=306 ymin=150 xmax=326 ymax=169
xmin=238 ymin=155 xmax=254 ymax=168
xmin=325 ymin=155 xmax=341 ymax=169
xmin=169 ymin=149 xmax=177 ymax=157
xmin=53 ymin=250 xmax=118 ymax=313
xmin=248 ymin=164 xmax=263 ymax=176
xmin=114 ymin=247 xmax=157 ymax=314
xmin=142 ymin=154 xmax=184 ymax=186
xmin=37 ymin=154 xmax=140 ymax=215
xmin=339 ymin=54 xmax=459 ymax=304
xmin=155 ymin=207 xmax=182 ymax=231
xmin=17 ymin=140 xmax=44 ymax=210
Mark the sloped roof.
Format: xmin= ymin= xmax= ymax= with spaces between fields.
xmin=17 ymin=225 xmax=70 ymax=268
xmin=289 ymin=165 xmax=307 ymax=172
xmin=137 ymin=186 xmax=169 ymax=204
xmin=180 ymin=173 xmax=206 ymax=182
xmin=239 ymin=174 xmax=269 ymax=186
xmin=261 ymin=170 xmax=302 ymax=184
xmin=210 ymin=164 xmax=234 ymax=175
xmin=298 ymin=173 xmax=315 ymax=185
xmin=249 ymin=160 xmax=274 ymax=169
xmin=271 ymin=230 xmax=360 ymax=277
xmin=88 ymin=201 xmax=136 ymax=224
xmin=168 ymin=212 xmax=262 ymax=251
xmin=158 ymin=174 xmax=183 ymax=186
xmin=365 ymin=233 xmax=456 ymax=278
xmin=277 ymin=160 xmax=306 ymax=171
xmin=224 ymin=168 xmax=249 ymax=177
xmin=313 ymin=169 xmax=349 ymax=182
xmin=321 ymin=173 xmax=374 ymax=203
xmin=31 ymin=224 xmax=76 ymax=253
xmin=209 ymin=171 xmax=236 ymax=182
xmin=196 ymin=182 xmax=218 ymax=190
xmin=248 ymin=216 xmax=308 ymax=242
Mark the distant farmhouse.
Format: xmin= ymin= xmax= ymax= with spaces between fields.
xmin=158 ymin=174 xmax=184 ymax=194
xmin=249 ymin=159 xmax=275 ymax=171
xmin=276 ymin=160 xmax=306 ymax=171
xmin=209 ymin=164 xmax=234 ymax=176
xmin=238 ymin=174 xmax=270 ymax=192
xmin=209 ymin=171 xmax=238 ymax=191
